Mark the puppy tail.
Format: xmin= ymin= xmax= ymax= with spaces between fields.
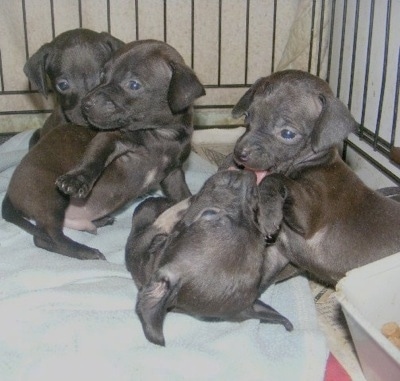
xmin=2 ymin=194 xmax=49 ymax=241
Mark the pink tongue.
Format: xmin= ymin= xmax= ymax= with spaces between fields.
xmin=227 ymin=166 xmax=269 ymax=185
xmin=254 ymin=170 xmax=269 ymax=184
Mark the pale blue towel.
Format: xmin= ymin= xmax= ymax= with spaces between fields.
xmin=0 ymin=130 xmax=328 ymax=381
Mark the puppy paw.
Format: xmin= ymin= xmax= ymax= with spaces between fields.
xmin=81 ymin=249 xmax=106 ymax=260
xmin=261 ymin=215 xmax=283 ymax=244
xmin=75 ymin=247 xmax=106 ymax=260
xmin=258 ymin=175 xmax=287 ymax=239
xmin=56 ymin=173 xmax=94 ymax=198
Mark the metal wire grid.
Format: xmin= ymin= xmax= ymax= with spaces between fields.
xmin=0 ymin=0 xmax=398 ymax=182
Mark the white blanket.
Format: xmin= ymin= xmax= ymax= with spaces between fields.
xmin=0 ymin=130 xmax=328 ymax=381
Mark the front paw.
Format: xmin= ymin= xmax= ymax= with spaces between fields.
xmin=259 ymin=206 xmax=283 ymax=244
xmin=258 ymin=175 xmax=287 ymax=239
xmin=56 ymin=173 xmax=93 ymax=198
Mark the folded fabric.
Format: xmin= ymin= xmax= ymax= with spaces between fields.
xmin=0 ymin=130 xmax=328 ymax=381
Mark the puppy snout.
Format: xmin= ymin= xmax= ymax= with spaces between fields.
xmin=105 ymin=100 xmax=116 ymax=112
xmin=82 ymin=97 xmax=94 ymax=112
xmin=235 ymin=147 xmax=250 ymax=163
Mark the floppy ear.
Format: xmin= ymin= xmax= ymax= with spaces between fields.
xmin=23 ymin=43 xmax=52 ymax=98
xmin=99 ymin=32 xmax=125 ymax=53
xmin=240 ymin=175 xmax=261 ymax=226
xmin=136 ymin=273 xmax=181 ymax=346
xmin=167 ymin=62 xmax=205 ymax=114
xmin=232 ymin=77 xmax=268 ymax=118
xmin=130 ymin=197 xmax=174 ymax=233
xmin=311 ymin=93 xmax=359 ymax=152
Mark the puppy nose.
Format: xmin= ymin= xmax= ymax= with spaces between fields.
xmin=82 ymin=98 xmax=94 ymax=112
xmin=236 ymin=148 xmax=250 ymax=163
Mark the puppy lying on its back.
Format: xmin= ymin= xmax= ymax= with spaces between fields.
xmin=24 ymin=28 xmax=123 ymax=147
xmin=125 ymin=170 xmax=293 ymax=346
xmin=2 ymin=40 xmax=205 ymax=260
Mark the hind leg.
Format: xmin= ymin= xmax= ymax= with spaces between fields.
xmin=93 ymin=215 xmax=115 ymax=228
xmin=34 ymin=231 xmax=105 ymax=260
xmin=33 ymin=196 xmax=105 ymax=260
xmin=234 ymin=299 xmax=293 ymax=331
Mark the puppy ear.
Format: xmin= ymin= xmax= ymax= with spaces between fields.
xmin=136 ymin=273 xmax=181 ymax=346
xmin=241 ymin=175 xmax=262 ymax=225
xmin=23 ymin=43 xmax=52 ymax=98
xmin=167 ymin=62 xmax=205 ymax=114
xmin=232 ymin=77 xmax=268 ymax=118
xmin=130 ymin=197 xmax=174 ymax=233
xmin=99 ymin=32 xmax=125 ymax=53
xmin=311 ymin=94 xmax=359 ymax=152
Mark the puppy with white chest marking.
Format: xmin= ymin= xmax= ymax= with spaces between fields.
xmin=224 ymin=69 xmax=400 ymax=286
xmin=24 ymin=28 xmax=124 ymax=147
xmin=125 ymin=170 xmax=293 ymax=346
xmin=2 ymin=40 xmax=205 ymax=260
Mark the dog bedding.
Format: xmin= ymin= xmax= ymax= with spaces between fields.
xmin=0 ymin=130 xmax=328 ymax=381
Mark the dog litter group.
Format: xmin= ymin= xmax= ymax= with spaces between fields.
xmin=2 ymin=28 xmax=400 ymax=347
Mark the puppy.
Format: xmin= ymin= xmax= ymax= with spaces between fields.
xmin=125 ymin=170 xmax=293 ymax=346
xmin=226 ymin=69 xmax=400 ymax=286
xmin=25 ymin=28 xmax=124 ymax=147
xmin=2 ymin=40 xmax=205 ymax=260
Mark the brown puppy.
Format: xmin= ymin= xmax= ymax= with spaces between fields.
xmin=125 ymin=170 xmax=293 ymax=346
xmin=2 ymin=40 xmax=205 ymax=260
xmin=25 ymin=28 xmax=124 ymax=147
xmin=227 ymin=69 xmax=400 ymax=286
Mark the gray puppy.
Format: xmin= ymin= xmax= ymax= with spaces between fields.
xmin=2 ymin=40 xmax=205 ymax=260
xmin=25 ymin=28 xmax=124 ymax=147
xmin=125 ymin=170 xmax=293 ymax=346
xmin=227 ymin=69 xmax=400 ymax=286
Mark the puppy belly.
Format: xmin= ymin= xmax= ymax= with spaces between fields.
xmin=63 ymin=201 xmax=102 ymax=233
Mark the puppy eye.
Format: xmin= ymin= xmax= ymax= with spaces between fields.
xmin=280 ymin=129 xmax=296 ymax=140
xmin=56 ymin=80 xmax=70 ymax=92
xmin=200 ymin=209 xmax=219 ymax=219
xmin=128 ymin=80 xmax=141 ymax=90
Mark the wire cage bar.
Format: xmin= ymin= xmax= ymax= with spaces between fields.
xmin=0 ymin=0 xmax=398 ymax=182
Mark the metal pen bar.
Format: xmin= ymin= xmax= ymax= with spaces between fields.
xmin=244 ymin=0 xmax=250 ymax=85
xmin=390 ymin=47 xmax=400 ymax=148
xmin=359 ymin=0 xmax=375 ymax=138
xmin=271 ymin=0 xmax=277 ymax=73
xmin=316 ymin=0 xmax=325 ymax=77
xmin=373 ymin=0 xmax=391 ymax=150
xmin=50 ymin=0 xmax=55 ymax=39
xmin=308 ymin=0 xmax=316 ymax=73
xmin=348 ymin=0 xmax=360 ymax=111
xmin=326 ymin=0 xmax=336 ymax=82
xmin=0 ymin=50 xmax=4 ymax=92
xmin=336 ymin=0 xmax=348 ymax=98
xmin=107 ymin=0 xmax=111 ymax=34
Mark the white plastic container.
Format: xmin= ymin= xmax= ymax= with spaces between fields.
xmin=336 ymin=252 xmax=400 ymax=381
